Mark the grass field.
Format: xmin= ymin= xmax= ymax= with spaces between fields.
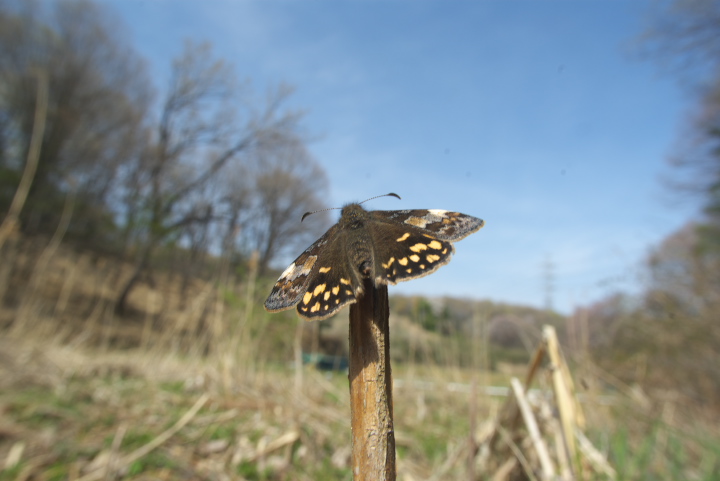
xmin=2 ymin=334 xmax=719 ymax=480
xmin=0 ymin=242 xmax=718 ymax=480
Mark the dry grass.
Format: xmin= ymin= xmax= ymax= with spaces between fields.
xmin=0 ymin=335 xmax=514 ymax=480
xmin=0 ymin=336 xmax=352 ymax=480
xmin=3 ymin=333 xmax=717 ymax=480
xmin=0 ymin=238 xmax=719 ymax=480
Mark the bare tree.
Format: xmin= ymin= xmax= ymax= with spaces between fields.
xmin=640 ymin=0 xmax=720 ymax=77
xmin=640 ymin=0 xmax=720 ymax=249
xmin=224 ymin=138 xmax=330 ymax=274
xmin=115 ymin=42 xmax=314 ymax=314
xmin=0 ymin=0 xmax=150 ymax=240
xmin=0 ymin=1 xmax=329 ymax=314
xmin=592 ymin=1 xmax=720 ymax=401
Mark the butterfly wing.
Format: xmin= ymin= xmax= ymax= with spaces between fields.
xmin=368 ymin=209 xmax=484 ymax=286
xmin=264 ymin=224 xmax=359 ymax=321
xmin=372 ymin=209 xmax=484 ymax=241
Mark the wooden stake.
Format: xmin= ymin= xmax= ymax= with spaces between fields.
xmin=348 ymin=279 xmax=396 ymax=480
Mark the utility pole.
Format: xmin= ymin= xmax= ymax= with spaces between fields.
xmin=543 ymin=255 xmax=555 ymax=312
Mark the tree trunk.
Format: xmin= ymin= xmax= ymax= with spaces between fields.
xmin=114 ymin=243 xmax=153 ymax=315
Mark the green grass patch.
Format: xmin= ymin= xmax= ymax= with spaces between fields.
xmin=591 ymin=422 xmax=720 ymax=481
xmin=236 ymin=460 xmax=271 ymax=480
xmin=209 ymin=422 xmax=237 ymax=440
xmin=121 ymin=429 xmax=156 ymax=451
xmin=0 ymin=463 xmax=24 ymax=481
xmin=159 ymin=380 xmax=186 ymax=393
xmin=127 ymin=451 xmax=178 ymax=476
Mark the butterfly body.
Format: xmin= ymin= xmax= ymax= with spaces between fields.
xmin=265 ymin=202 xmax=484 ymax=321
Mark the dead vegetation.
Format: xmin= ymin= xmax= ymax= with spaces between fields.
xmin=477 ymin=326 xmax=616 ymax=481
xmin=0 ymin=238 xmax=719 ymax=480
xmin=0 ymin=336 xmax=354 ymax=480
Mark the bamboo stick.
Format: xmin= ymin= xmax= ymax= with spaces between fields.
xmin=544 ymin=326 xmax=577 ymax=473
xmin=511 ymin=378 xmax=556 ymax=480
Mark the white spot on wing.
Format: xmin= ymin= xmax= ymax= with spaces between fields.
xmin=428 ymin=209 xmax=448 ymax=216
xmin=278 ymin=256 xmax=317 ymax=280
xmin=279 ymin=263 xmax=297 ymax=279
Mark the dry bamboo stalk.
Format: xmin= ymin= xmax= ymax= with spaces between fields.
xmin=540 ymin=400 xmax=572 ymax=481
xmin=348 ymin=281 xmax=396 ymax=480
xmin=491 ymin=457 xmax=517 ymax=481
xmin=557 ymin=345 xmax=586 ymax=429
xmin=3 ymin=441 xmax=24 ymax=470
xmin=487 ymin=340 xmax=546 ymax=454
xmin=544 ymin=326 xmax=578 ymax=473
xmin=247 ymin=430 xmax=300 ymax=462
xmin=524 ymin=340 xmax=547 ymax=387
xmin=104 ymin=424 xmax=127 ymax=480
xmin=575 ymin=428 xmax=616 ymax=479
xmin=510 ymin=378 xmax=556 ymax=480
xmin=496 ymin=425 xmax=539 ymax=481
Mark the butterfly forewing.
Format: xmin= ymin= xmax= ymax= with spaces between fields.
xmin=371 ymin=209 xmax=484 ymax=241
xmin=264 ymin=251 xmax=317 ymax=312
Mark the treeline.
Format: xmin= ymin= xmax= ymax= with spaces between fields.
xmin=389 ymin=295 xmax=565 ymax=368
xmin=0 ymin=0 xmax=330 ymax=313
xmin=580 ymin=0 xmax=720 ymax=403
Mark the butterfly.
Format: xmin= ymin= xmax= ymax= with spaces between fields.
xmin=264 ymin=194 xmax=484 ymax=320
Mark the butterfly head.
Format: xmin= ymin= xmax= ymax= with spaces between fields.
xmin=339 ymin=203 xmax=369 ymax=229
xmin=302 ymin=193 xmax=401 ymax=223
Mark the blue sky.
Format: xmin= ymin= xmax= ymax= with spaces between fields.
xmin=101 ymin=0 xmax=698 ymax=314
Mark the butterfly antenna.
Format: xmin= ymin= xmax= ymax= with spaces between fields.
xmin=301 ymin=206 xmax=341 ymax=222
xmin=359 ymin=192 xmax=401 ymax=204
xmin=301 ymin=193 xmax=401 ymax=222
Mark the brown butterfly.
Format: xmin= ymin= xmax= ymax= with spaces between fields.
xmin=265 ymin=194 xmax=484 ymax=320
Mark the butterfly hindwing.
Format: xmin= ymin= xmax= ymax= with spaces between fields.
xmin=367 ymin=223 xmax=456 ymax=285
xmin=294 ymin=257 xmax=358 ymax=320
